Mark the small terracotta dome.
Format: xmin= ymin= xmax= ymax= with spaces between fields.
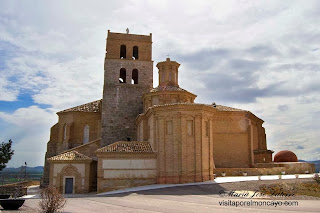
xmin=274 ymin=150 xmax=298 ymax=162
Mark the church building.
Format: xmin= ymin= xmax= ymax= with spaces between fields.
xmin=42 ymin=30 xmax=314 ymax=194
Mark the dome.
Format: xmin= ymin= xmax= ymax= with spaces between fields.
xmin=274 ymin=150 xmax=298 ymax=162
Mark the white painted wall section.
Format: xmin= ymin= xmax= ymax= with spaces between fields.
xmin=104 ymin=169 xmax=157 ymax=179
xmin=102 ymin=159 xmax=156 ymax=169
xmin=102 ymin=159 xmax=157 ymax=179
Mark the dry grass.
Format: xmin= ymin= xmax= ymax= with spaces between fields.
xmin=296 ymin=182 xmax=320 ymax=197
xmin=260 ymin=180 xmax=320 ymax=198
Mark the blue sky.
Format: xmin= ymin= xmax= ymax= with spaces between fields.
xmin=0 ymin=0 xmax=320 ymax=167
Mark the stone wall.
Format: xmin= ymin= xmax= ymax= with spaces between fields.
xmin=214 ymin=167 xmax=286 ymax=177
xmin=255 ymin=162 xmax=315 ymax=174
xmin=101 ymin=31 xmax=153 ymax=146
xmin=214 ymin=162 xmax=315 ymax=176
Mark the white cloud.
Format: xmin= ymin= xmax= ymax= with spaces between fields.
xmin=32 ymin=56 xmax=104 ymax=110
xmin=0 ymin=106 xmax=57 ymax=167
xmin=0 ymin=77 xmax=18 ymax=101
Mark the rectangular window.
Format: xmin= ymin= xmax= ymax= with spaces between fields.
xmin=187 ymin=120 xmax=193 ymax=136
xmin=166 ymin=121 xmax=172 ymax=135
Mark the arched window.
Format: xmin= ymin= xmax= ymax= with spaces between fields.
xmin=119 ymin=68 xmax=126 ymax=83
xmin=120 ymin=45 xmax=126 ymax=59
xmin=162 ymin=72 xmax=165 ymax=82
xmin=83 ymin=124 xmax=89 ymax=144
xmin=132 ymin=69 xmax=138 ymax=84
xmin=63 ymin=123 xmax=67 ymax=140
xmin=133 ymin=46 xmax=139 ymax=59
xmin=169 ymin=72 xmax=172 ymax=81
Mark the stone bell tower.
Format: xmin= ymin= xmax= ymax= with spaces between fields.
xmin=101 ymin=30 xmax=153 ymax=146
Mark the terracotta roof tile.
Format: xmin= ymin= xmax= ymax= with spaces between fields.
xmin=58 ymin=99 xmax=101 ymax=113
xmin=150 ymin=103 xmax=245 ymax=111
xmin=150 ymin=85 xmax=187 ymax=93
xmin=48 ymin=151 xmax=92 ymax=161
xmin=96 ymin=141 xmax=154 ymax=153
xmin=215 ymin=105 xmax=245 ymax=112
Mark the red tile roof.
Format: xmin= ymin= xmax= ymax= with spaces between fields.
xmin=96 ymin=141 xmax=154 ymax=153
xmin=58 ymin=99 xmax=101 ymax=114
xmin=48 ymin=151 xmax=92 ymax=162
xmin=150 ymin=85 xmax=187 ymax=92
xmin=150 ymin=102 xmax=245 ymax=111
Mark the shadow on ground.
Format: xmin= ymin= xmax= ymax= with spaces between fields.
xmin=100 ymin=183 xmax=227 ymax=198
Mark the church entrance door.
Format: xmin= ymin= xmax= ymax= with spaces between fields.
xmin=65 ymin=178 xmax=73 ymax=194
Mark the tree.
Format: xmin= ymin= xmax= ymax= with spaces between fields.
xmin=0 ymin=139 xmax=14 ymax=171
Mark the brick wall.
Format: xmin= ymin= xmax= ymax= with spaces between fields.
xmin=137 ymin=104 xmax=217 ymax=184
xmin=42 ymin=111 xmax=101 ymax=187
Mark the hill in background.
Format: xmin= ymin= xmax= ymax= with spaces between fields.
xmin=2 ymin=166 xmax=43 ymax=174
xmin=1 ymin=161 xmax=319 ymax=176
xmin=299 ymin=160 xmax=320 ymax=173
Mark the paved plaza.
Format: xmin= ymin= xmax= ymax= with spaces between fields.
xmin=14 ymin=174 xmax=320 ymax=213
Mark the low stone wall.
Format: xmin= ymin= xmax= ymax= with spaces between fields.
xmin=0 ymin=186 xmax=26 ymax=197
xmin=274 ymin=162 xmax=315 ymax=174
xmin=214 ymin=167 xmax=285 ymax=177
xmin=214 ymin=162 xmax=315 ymax=177
xmin=0 ymin=181 xmax=37 ymax=197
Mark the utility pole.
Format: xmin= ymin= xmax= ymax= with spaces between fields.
xmin=24 ymin=162 xmax=27 ymax=181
